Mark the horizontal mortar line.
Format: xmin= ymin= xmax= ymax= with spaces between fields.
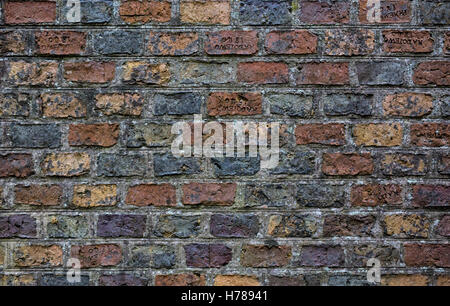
xmin=1 ymin=86 xmax=449 ymax=90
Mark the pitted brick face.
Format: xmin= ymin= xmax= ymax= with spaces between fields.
xmin=0 ymin=0 xmax=448 ymax=287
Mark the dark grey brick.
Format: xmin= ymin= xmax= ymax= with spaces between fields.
xmin=153 ymin=215 xmax=201 ymax=238
xmin=239 ymin=0 xmax=292 ymax=25
xmin=91 ymin=30 xmax=143 ymax=55
xmin=324 ymin=94 xmax=373 ymax=116
xmin=97 ymin=214 xmax=146 ymax=238
xmin=212 ymin=156 xmax=260 ymax=176
xmin=47 ymin=215 xmax=89 ymax=238
xmin=210 ymin=214 xmax=259 ymax=238
xmin=356 ymin=61 xmax=406 ymax=85
xmin=62 ymin=0 xmax=113 ymax=24
xmin=97 ymin=153 xmax=147 ymax=177
xmin=268 ymin=94 xmax=313 ymax=117
xmin=419 ymin=1 xmax=450 ymax=25
xmin=296 ymin=184 xmax=345 ymax=208
xmin=153 ymin=152 xmax=201 ymax=176
xmin=270 ymin=150 xmax=315 ymax=175
xmin=9 ymin=124 xmax=61 ymax=148
xmin=154 ymin=93 xmax=202 ymax=115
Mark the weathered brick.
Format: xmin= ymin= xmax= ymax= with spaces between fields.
xmin=6 ymin=61 xmax=57 ymax=86
xmin=295 ymin=123 xmax=345 ymax=146
xmin=120 ymin=0 xmax=171 ymax=24
xmin=154 ymin=153 xmax=201 ymax=176
xmin=300 ymin=1 xmax=349 ymax=24
xmin=0 ymin=93 xmax=29 ymax=117
xmin=40 ymin=93 xmax=87 ymax=118
xmin=97 ymin=153 xmax=146 ymax=177
xmin=62 ymin=0 xmax=113 ymax=24
xmin=239 ymin=0 xmax=291 ymax=25
xmin=296 ymin=63 xmax=349 ymax=85
xmin=41 ymin=153 xmax=90 ymax=177
xmin=129 ymin=245 xmax=176 ymax=268
xmin=269 ymin=94 xmax=313 ymax=117
xmin=149 ymin=32 xmax=199 ymax=56
xmin=0 ymin=246 xmax=4 ymax=266
xmin=268 ymin=214 xmax=318 ymax=238
xmin=69 ymin=123 xmax=119 ymax=147
xmin=412 ymin=185 xmax=449 ymax=208
xmin=297 ymin=184 xmax=345 ymax=208
xmin=324 ymin=94 xmax=373 ymax=117
xmin=0 ymin=215 xmax=36 ymax=238
xmin=241 ymin=244 xmax=291 ymax=267
xmin=0 ymin=154 xmax=34 ymax=178
xmin=323 ymin=215 xmax=376 ymax=237
xmin=47 ymin=215 xmax=90 ymax=238
xmin=410 ymin=123 xmax=449 ymax=147
xmin=436 ymin=275 xmax=450 ymax=286
xmin=419 ymin=1 xmax=450 ymax=25
xmin=73 ymin=184 xmax=117 ymax=208
xmin=351 ymin=184 xmax=402 ymax=206
xmin=95 ymin=93 xmax=144 ymax=116
xmin=8 ymin=124 xmax=61 ymax=148
xmin=64 ymin=61 xmax=115 ymax=83
xmin=210 ymin=214 xmax=259 ymax=238
xmin=353 ymin=123 xmax=403 ymax=146
xmin=97 ymin=215 xmax=146 ymax=238
xmin=381 ymin=154 xmax=427 ymax=176
xmin=270 ymin=150 xmax=315 ymax=175
xmin=404 ymin=244 xmax=450 ymax=267
xmin=91 ymin=30 xmax=142 ymax=55
xmin=359 ymin=0 xmax=411 ymax=23
xmin=413 ymin=61 xmax=450 ymax=85
xmin=154 ymin=93 xmax=202 ymax=115
xmin=70 ymin=244 xmax=122 ymax=268
xmin=381 ymin=275 xmax=430 ymax=286
xmin=178 ymin=62 xmax=233 ymax=85
xmin=245 ymin=184 xmax=294 ymax=208
xmin=356 ymin=61 xmax=406 ymax=85
xmin=126 ymin=123 xmax=174 ymax=147
xmin=14 ymin=245 xmax=62 ymax=267
xmin=182 ymin=183 xmax=236 ymax=206
xmin=15 ymin=185 xmax=62 ymax=206
xmin=383 ymin=93 xmax=433 ymax=117
xmin=122 ymin=61 xmax=170 ymax=85
xmin=1 ymin=274 xmax=37 ymax=286
xmin=383 ymin=214 xmax=430 ymax=238
xmin=212 ymin=156 xmax=260 ymax=176
xmin=126 ymin=184 xmax=176 ymax=207
xmin=383 ymin=30 xmax=433 ymax=53
xmin=35 ymin=31 xmax=86 ymax=55
xmin=207 ymin=92 xmax=262 ymax=116
xmin=322 ymin=153 xmax=373 ymax=176
xmin=99 ymin=274 xmax=146 ymax=286
xmin=349 ymin=244 xmax=401 ymax=267
xmin=154 ymin=215 xmax=201 ymax=238
xmin=324 ymin=29 xmax=375 ymax=55
xmin=181 ymin=0 xmax=230 ymax=24
xmin=5 ymin=1 xmax=56 ymax=24
xmin=297 ymin=245 xmax=344 ymax=267
xmin=437 ymin=216 xmax=450 ymax=237
xmin=237 ymin=62 xmax=289 ymax=84
xmin=205 ymin=31 xmax=258 ymax=55
xmin=265 ymin=30 xmax=317 ymax=55
xmin=445 ymin=32 xmax=450 ymax=54
xmin=184 ymin=243 xmax=232 ymax=268
xmin=0 ymin=31 xmax=27 ymax=54
xmin=155 ymin=274 xmax=206 ymax=286
xmin=214 ymin=275 xmax=260 ymax=286
xmin=438 ymin=154 xmax=450 ymax=175
xmin=267 ymin=275 xmax=320 ymax=286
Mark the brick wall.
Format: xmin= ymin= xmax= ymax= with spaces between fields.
xmin=0 ymin=0 xmax=448 ymax=286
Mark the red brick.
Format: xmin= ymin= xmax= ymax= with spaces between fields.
xmin=296 ymin=63 xmax=349 ymax=85
xmin=322 ymin=153 xmax=373 ymax=176
xmin=5 ymin=1 xmax=56 ymax=24
xmin=404 ymin=244 xmax=450 ymax=267
xmin=360 ymin=0 xmax=411 ymax=24
xmin=70 ymin=244 xmax=122 ymax=268
xmin=0 ymin=154 xmax=33 ymax=178
xmin=68 ymin=124 xmax=119 ymax=147
xmin=126 ymin=184 xmax=176 ymax=207
xmin=351 ymin=184 xmax=402 ymax=207
xmin=237 ymin=62 xmax=289 ymax=84
xmin=205 ymin=31 xmax=258 ymax=55
xmin=300 ymin=1 xmax=349 ymax=24
xmin=382 ymin=93 xmax=433 ymax=117
xmin=295 ymin=124 xmax=346 ymax=146
xmin=120 ymin=0 xmax=171 ymax=23
xmin=35 ymin=31 xmax=86 ymax=55
xmin=207 ymin=92 xmax=262 ymax=116
xmin=182 ymin=183 xmax=236 ymax=205
xmin=436 ymin=215 xmax=450 ymax=237
xmin=410 ymin=123 xmax=449 ymax=147
xmin=412 ymin=185 xmax=449 ymax=208
xmin=14 ymin=185 xmax=62 ymax=206
xmin=323 ymin=215 xmax=376 ymax=237
xmin=382 ymin=30 xmax=433 ymax=53
xmin=413 ymin=61 xmax=450 ymax=86
xmin=63 ymin=61 xmax=115 ymax=83
xmin=265 ymin=30 xmax=317 ymax=55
